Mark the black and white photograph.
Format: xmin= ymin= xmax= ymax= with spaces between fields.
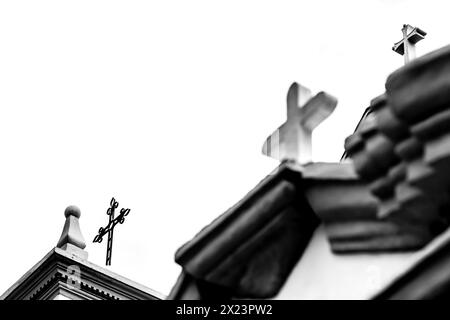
xmin=1 ymin=0 xmax=450 ymax=310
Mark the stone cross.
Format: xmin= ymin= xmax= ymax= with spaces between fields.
xmin=262 ymin=82 xmax=337 ymax=164
xmin=392 ymin=24 xmax=426 ymax=64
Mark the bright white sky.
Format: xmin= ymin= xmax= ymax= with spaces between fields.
xmin=1 ymin=0 xmax=450 ymax=297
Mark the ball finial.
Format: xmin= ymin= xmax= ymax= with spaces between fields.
xmin=64 ymin=205 xmax=81 ymax=218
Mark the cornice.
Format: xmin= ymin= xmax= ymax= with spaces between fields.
xmin=1 ymin=248 xmax=163 ymax=300
xmin=173 ymin=161 xmax=319 ymax=299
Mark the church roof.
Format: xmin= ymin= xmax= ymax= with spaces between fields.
xmin=169 ymin=43 xmax=450 ymax=300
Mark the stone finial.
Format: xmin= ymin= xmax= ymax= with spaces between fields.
xmin=57 ymin=205 xmax=88 ymax=260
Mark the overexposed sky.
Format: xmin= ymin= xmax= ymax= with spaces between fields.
xmin=1 ymin=0 xmax=449 ymax=296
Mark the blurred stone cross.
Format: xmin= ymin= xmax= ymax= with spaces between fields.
xmin=262 ymin=82 xmax=337 ymax=164
xmin=93 ymin=197 xmax=131 ymax=266
xmin=392 ymin=24 xmax=426 ymax=64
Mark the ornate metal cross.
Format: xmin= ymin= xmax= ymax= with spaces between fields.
xmin=262 ymin=82 xmax=337 ymax=164
xmin=392 ymin=24 xmax=426 ymax=64
xmin=93 ymin=197 xmax=131 ymax=266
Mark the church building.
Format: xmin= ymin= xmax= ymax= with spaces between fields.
xmin=168 ymin=27 xmax=450 ymax=300
xmin=0 ymin=205 xmax=164 ymax=300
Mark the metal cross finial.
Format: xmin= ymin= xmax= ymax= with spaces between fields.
xmin=392 ymin=24 xmax=426 ymax=64
xmin=93 ymin=197 xmax=131 ymax=266
xmin=262 ymin=82 xmax=337 ymax=164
